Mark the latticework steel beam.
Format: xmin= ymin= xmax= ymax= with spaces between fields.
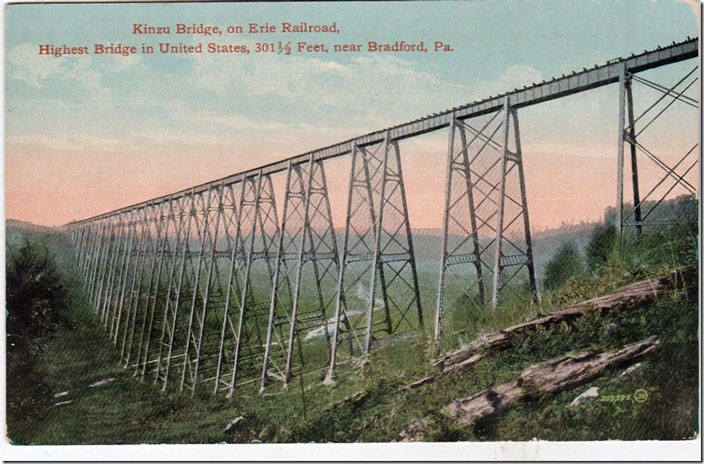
xmin=325 ymin=132 xmax=422 ymax=382
xmin=617 ymin=62 xmax=699 ymax=234
xmin=260 ymin=156 xmax=341 ymax=391
xmin=211 ymin=172 xmax=281 ymax=396
xmin=434 ymin=98 xmax=539 ymax=340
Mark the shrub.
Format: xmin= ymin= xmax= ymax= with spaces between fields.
xmin=543 ymin=242 xmax=584 ymax=291
xmin=6 ymin=239 xmax=68 ymax=442
xmin=7 ymin=239 xmax=67 ymax=339
xmin=585 ymin=223 xmax=617 ymax=270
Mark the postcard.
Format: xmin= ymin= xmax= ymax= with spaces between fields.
xmin=3 ymin=0 xmax=701 ymax=460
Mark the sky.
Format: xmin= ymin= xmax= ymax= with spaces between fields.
xmin=4 ymin=0 xmax=699 ymax=230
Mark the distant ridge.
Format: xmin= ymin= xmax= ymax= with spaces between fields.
xmin=333 ymin=221 xmax=600 ymax=240
xmin=6 ymin=219 xmax=59 ymax=233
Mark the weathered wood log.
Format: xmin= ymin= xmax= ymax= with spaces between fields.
xmin=395 ymin=419 xmax=430 ymax=442
xmin=447 ymin=337 xmax=657 ymax=422
xmin=434 ymin=266 xmax=693 ymax=374
xmin=403 ymin=375 xmax=435 ymax=390
xmin=400 ymin=266 xmax=693 ymax=391
xmin=324 ymin=391 xmax=369 ymax=413
xmin=397 ymin=338 xmax=658 ymax=442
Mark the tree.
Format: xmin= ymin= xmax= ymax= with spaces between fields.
xmin=543 ymin=241 xmax=583 ymax=291
xmin=585 ymin=223 xmax=617 ymax=270
xmin=6 ymin=239 xmax=67 ymax=441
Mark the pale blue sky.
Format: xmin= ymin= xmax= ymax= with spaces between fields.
xmin=6 ymin=1 xmax=698 ymax=140
xmin=4 ymin=1 xmax=699 ymax=226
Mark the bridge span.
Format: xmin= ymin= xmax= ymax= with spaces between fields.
xmin=68 ymin=37 xmax=698 ymax=396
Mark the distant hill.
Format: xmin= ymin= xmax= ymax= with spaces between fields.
xmin=6 ymin=219 xmax=63 ymax=250
xmin=5 ymin=217 xmax=599 ymax=277
xmin=12 ymin=193 xmax=694 ymax=278
xmin=6 ymin=219 xmax=59 ymax=233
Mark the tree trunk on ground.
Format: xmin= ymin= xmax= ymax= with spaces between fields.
xmin=396 ymin=337 xmax=658 ymax=442
xmin=431 ymin=267 xmax=692 ymax=376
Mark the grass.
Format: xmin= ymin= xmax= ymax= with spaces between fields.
xmin=5 ymin=215 xmax=699 ymax=444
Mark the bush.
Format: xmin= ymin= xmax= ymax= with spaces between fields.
xmin=7 ymin=239 xmax=67 ymax=339
xmin=543 ymin=242 xmax=584 ymax=291
xmin=585 ymin=223 xmax=617 ymax=270
xmin=6 ymin=239 xmax=68 ymax=442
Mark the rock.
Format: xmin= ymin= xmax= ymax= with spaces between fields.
xmin=325 ymin=391 xmax=369 ymax=414
xmin=344 ymin=391 xmax=368 ymax=407
xmin=394 ymin=419 xmax=430 ymax=442
xmin=619 ymin=362 xmax=643 ymax=379
xmin=604 ymin=322 xmax=621 ymax=335
xmin=323 ymin=373 xmax=337 ymax=387
xmin=257 ymin=424 xmax=277 ymax=442
xmin=89 ymin=378 xmax=115 ymax=388
xmin=570 ymin=386 xmax=599 ymax=406
xmin=224 ymin=416 xmax=244 ymax=434
xmin=332 ymin=391 xmax=368 ymax=410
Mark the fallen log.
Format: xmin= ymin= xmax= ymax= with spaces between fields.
xmin=397 ymin=337 xmax=658 ymax=442
xmin=433 ymin=266 xmax=693 ymax=374
xmin=447 ymin=337 xmax=658 ymax=423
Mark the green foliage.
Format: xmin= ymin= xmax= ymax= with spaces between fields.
xmin=6 ymin=239 xmax=68 ymax=443
xmin=585 ymin=222 xmax=617 ymax=270
xmin=480 ymin=289 xmax=698 ymax=441
xmin=543 ymin=241 xmax=584 ymax=291
xmin=7 ymin=239 xmax=67 ymax=340
xmin=4 ymin=205 xmax=698 ymax=444
xmin=631 ymin=227 xmax=697 ymax=271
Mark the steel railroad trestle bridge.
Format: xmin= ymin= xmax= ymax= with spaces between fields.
xmin=68 ymin=38 xmax=699 ymax=396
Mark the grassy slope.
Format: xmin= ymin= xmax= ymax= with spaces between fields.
xmin=6 ymin=223 xmax=699 ymax=444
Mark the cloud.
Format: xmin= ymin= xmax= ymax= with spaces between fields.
xmin=193 ymin=110 xmax=293 ymax=131
xmin=186 ymin=49 xmax=547 ymax=136
xmin=187 ymin=50 xmax=469 ymax=112
xmin=120 ymin=129 xmax=231 ymax=147
xmin=6 ymin=132 xmax=125 ymax=151
xmin=64 ymin=56 xmax=110 ymax=95
xmin=7 ymin=43 xmax=110 ymax=96
xmin=8 ymin=31 xmax=549 ymax=151
xmin=477 ymin=65 xmax=544 ymax=97
xmin=26 ymin=98 xmax=72 ymax=110
xmin=8 ymin=49 xmax=550 ymax=161
xmin=6 ymin=38 xmax=559 ymax=167
xmin=6 ymin=128 xmax=234 ymax=152
xmin=108 ymin=54 xmax=144 ymax=72
xmin=7 ymin=44 xmax=63 ymax=88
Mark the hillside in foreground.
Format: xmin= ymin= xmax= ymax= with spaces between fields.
xmin=5 ymin=212 xmax=698 ymax=444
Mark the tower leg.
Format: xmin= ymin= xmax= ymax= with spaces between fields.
xmin=491 ymin=98 xmax=539 ymax=309
xmin=625 ymin=75 xmax=643 ymax=239
xmin=616 ymin=63 xmax=627 ymax=234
